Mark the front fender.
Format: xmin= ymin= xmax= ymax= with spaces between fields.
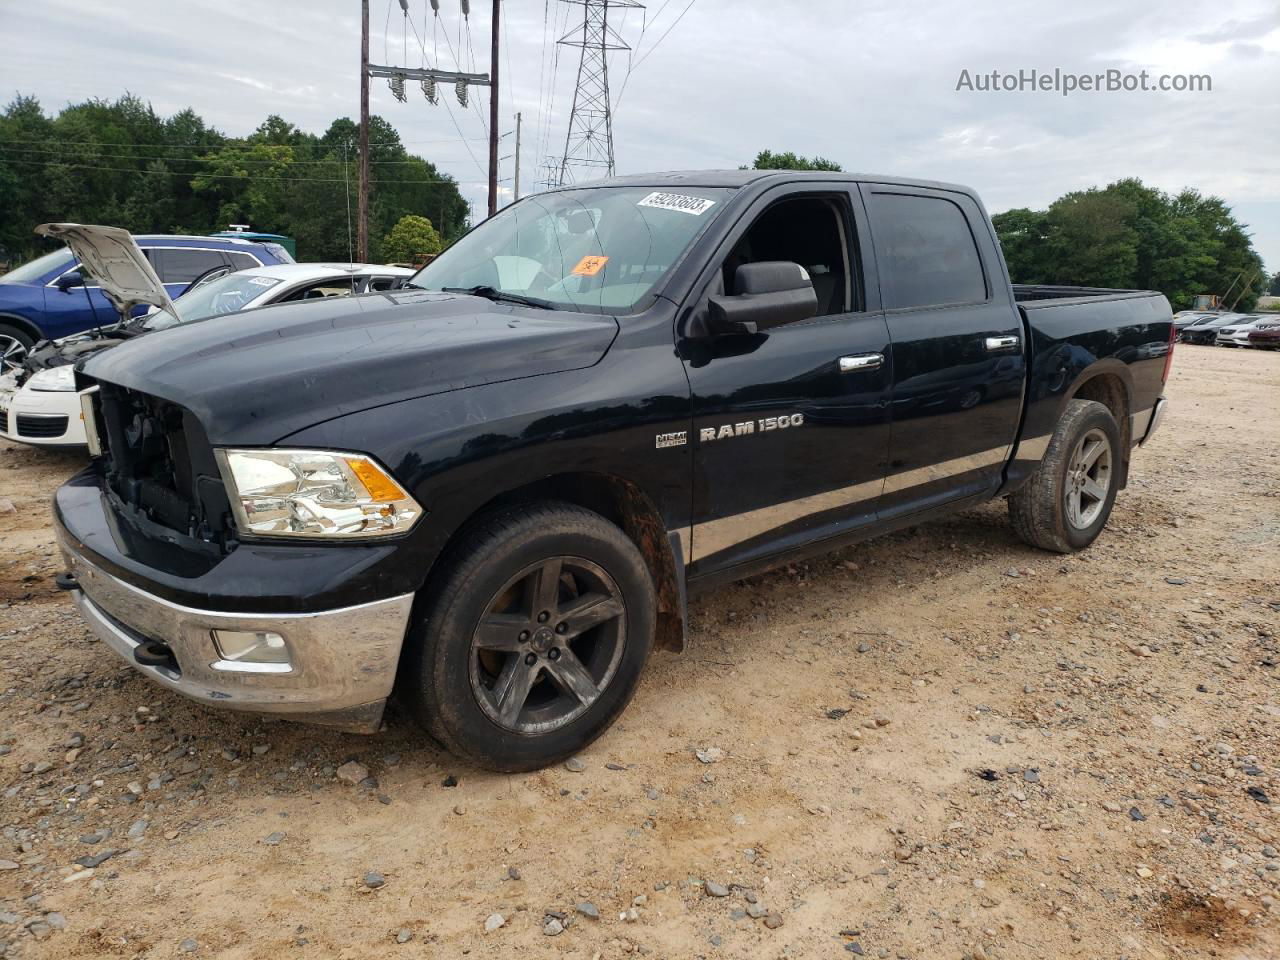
xmin=279 ymin=325 xmax=693 ymax=598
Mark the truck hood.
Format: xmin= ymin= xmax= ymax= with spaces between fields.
xmin=83 ymin=289 xmax=619 ymax=445
xmin=35 ymin=223 xmax=177 ymax=322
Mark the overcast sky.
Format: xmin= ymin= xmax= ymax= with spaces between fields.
xmin=7 ymin=0 xmax=1280 ymax=272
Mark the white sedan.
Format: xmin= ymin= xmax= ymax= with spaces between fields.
xmin=0 ymin=262 xmax=415 ymax=448
xmin=1214 ymin=315 xmax=1268 ymax=348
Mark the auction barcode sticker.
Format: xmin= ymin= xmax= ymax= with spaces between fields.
xmin=637 ymin=192 xmax=717 ymax=216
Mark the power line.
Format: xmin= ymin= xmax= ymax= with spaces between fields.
xmin=0 ymin=135 xmax=489 ymax=150
xmin=613 ymin=0 xmax=695 ymax=111
xmin=0 ymin=144 xmax=472 ymax=166
xmin=400 ymin=6 xmax=488 ymax=179
xmin=537 ymin=0 xmax=569 ymax=177
xmin=630 ymin=0 xmax=694 ymax=70
xmin=533 ymin=0 xmax=553 ymax=174
xmin=0 ymin=155 xmax=480 ymax=185
xmin=612 ymin=0 xmax=669 ymax=108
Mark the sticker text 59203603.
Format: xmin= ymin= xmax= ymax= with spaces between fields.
xmin=637 ymin=192 xmax=717 ymax=216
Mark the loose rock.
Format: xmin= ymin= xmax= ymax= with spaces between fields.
xmin=336 ymin=761 xmax=369 ymax=785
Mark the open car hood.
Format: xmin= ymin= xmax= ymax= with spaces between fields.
xmin=35 ymin=223 xmax=177 ymax=322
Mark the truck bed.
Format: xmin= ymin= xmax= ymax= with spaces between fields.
xmin=1012 ymin=284 xmax=1158 ymax=304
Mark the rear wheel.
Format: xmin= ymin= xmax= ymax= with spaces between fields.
xmin=0 ymin=323 xmax=34 ymax=374
xmin=401 ymin=502 xmax=656 ymax=771
xmin=1009 ymin=399 xmax=1121 ymax=553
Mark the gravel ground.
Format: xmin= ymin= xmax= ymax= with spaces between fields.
xmin=0 ymin=344 xmax=1277 ymax=959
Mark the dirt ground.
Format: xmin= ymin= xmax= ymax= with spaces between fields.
xmin=1 ymin=344 xmax=1277 ymax=960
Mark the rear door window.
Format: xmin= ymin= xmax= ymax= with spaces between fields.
xmin=867 ymin=193 xmax=988 ymax=309
xmin=154 ymin=248 xmax=233 ymax=285
xmin=227 ymin=251 xmax=263 ymax=271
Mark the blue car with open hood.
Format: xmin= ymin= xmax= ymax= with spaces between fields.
xmin=0 ymin=233 xmax=293 ymax=371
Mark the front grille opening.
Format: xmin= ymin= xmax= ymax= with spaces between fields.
xmin=16 ymin=414 xmax=68 ymax=438
xmin=92 ymin=382 xmax=235 ymax=549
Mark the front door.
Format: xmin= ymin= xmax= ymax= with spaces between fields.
xmin=680 ymin=187 xmax=892 ymax=576
xmin=860 ymin=185 xmax=1026 ymax=519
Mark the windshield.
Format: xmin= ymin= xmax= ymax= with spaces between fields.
xmin=411 ymin=186 xmax=732 ymax=313
xmin=1 ymin=248 xmax=74 ymax=284
xmin=142 ymin=272 xmax=282 ymax=330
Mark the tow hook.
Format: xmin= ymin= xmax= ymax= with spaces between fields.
xmin=55 ymin=571 xmax=79 ymax=591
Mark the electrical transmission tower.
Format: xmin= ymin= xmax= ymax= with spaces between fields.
xmin=556 ymin=0 xmax=643 ymax=186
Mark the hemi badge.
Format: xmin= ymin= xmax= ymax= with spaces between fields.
xmin=655 ymin=431 xmax=687 ymax=449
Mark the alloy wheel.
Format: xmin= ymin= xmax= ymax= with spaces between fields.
xmin=1064 ymin=427 xmax=1112 ymax=529
xmin=468 ymin=556 xmax=627 ymax=735
xmin=0 ymin=335 xmax=27 ymax=375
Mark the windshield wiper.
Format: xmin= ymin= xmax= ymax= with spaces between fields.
xmin=441 ymin=285 xmax=555 ymax=310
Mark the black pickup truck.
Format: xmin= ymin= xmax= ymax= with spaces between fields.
xmin=53 ymin=171 xmax=1174 ymax=771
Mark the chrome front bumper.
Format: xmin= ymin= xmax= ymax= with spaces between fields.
xmin=58 ymin=538 xmax=414 ymax=733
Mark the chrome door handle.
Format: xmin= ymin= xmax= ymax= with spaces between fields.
xmin=985 ymin=335 xmax=1020 ymax=351
xmin=839 ymin=353 xmax=883 ymax=372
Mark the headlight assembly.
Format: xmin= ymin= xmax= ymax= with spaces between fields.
xmin=215 ymin=448 xmax=422 ymax=539
xmin=26 ymin=365 xmax=77 ymax=392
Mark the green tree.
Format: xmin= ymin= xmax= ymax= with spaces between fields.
xmin=1043 ymin=189 xmax=1139 ymax=288
xmin=382 ymin=214 xmax=442 ymax=263
xmin=744 ymin=149 xmax=842 ymax=171
xmin=991 ymin=208 xmax=1049 ymax=283
xmin=0 ymin=94 xmax=469 ymax=264
xmin=1269 ymin=271 xmax=1280 ymax=296
xmin=992 ymin=178 xmax=1264 ymax=310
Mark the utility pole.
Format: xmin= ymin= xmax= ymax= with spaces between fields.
xmin=362 ymin=4 xmax=491 ymax=239
xmin=513 ymin=111 xmax=522 ymax=201
xmin=557 ymin=0 xmax=642 ymax=186
xmin=487 ymin=0 xmax=500 ymax=217
xmin=358 ymin=0 xmax=370 ymax=262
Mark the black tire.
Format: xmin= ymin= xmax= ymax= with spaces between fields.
xmin=1009 ymin=399 xmax=1121 ymax=553
xmin=401 ymin=501 xmax=656 ymax=772
xmin=0 ymin=322 xmax=36 ymax=373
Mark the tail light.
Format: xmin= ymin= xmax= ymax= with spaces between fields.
xmin=1161 ymin=321 xmax=1176 ymax=384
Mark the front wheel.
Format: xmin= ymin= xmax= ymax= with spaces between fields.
xmin=0 ymin=323 xmax=35 ymax=374
xmin=401 ymin=502 xmax=656 ymax=771
xmin=1009 ymin=399 xmax=1121 ymax=553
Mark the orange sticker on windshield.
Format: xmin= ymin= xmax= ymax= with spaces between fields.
xmin=572 ymin=255 xmax=609 ymax=276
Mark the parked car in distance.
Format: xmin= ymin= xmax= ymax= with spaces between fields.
xmin=0 ymin=232 xmax=295 ymax=370
xmin=1247 ymin=319 xmax=1280 ymax=349
xmin=55 ymin=171 xmax=1173 ymax=772
xmin=209 ymin=228 xmax=297 ymax=260
xmin=1179 ymin=312 xmax=1246 ymax=344
xmin=0 ymin=244 xmax=413 ymax=448
xmin=1214 ymin=315 xmax=1267 ymax=347
xmin=1172 ymin=310 xmax=1219 ymax=330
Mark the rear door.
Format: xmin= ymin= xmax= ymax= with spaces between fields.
xmin=682 ymin=185 xmax=893 ymax=575
xmin=152 ymin=247 xmax=237 ymax=299
xmin=860 ymin=185 xmax=1025 ymax=519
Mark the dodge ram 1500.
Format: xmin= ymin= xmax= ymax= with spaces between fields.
xmin=51 ymin=170 xmax=1174 ymax=771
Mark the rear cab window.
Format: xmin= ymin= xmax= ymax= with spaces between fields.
xmin=865 ymin=192 xmax=988 ymax=309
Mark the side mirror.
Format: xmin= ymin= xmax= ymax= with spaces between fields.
xmin=55 ymin=270 xmax=85 ymax=292
xmin=706 ymin=261 xmax=817 ymax=335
